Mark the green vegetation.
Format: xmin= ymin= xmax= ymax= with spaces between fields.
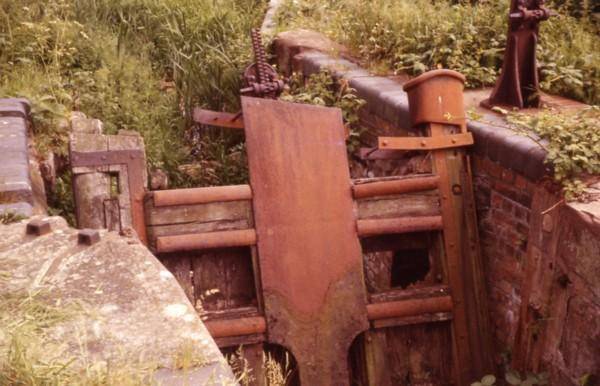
xmin=0 ymin=290 xmax=159 ymax=385
xmin=507 ymin=107 xmax=599 ymax=200
xmin=276 ymin=0 xmax=599 ymax=105
xmin=281 ymin=70 xmax=367 ymax=153
xmin=0 ymin=0 xmax=265 ymax=191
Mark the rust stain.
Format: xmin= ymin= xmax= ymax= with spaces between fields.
xmin=242 ymin=97 xmax=368 ymax=385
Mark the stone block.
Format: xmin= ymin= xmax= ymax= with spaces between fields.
xmin=0 ymin=202 xmax=33 ymax=217
xmin=0 ymin=102 xmax=28 ymax=118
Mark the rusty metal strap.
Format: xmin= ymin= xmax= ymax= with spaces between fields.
xmin=193 ymin=108 xmax=244 ymax=129
xmin=353 ymin=175 xmax=440 ymax=199
xmin=367 ymin=296 xmax=453 ymax=321
xmin=378 ymin=132 xmax=474 ymax=151
xmin=357 ymin=216 xmax=444 ymax=237
xmin=204 ymin=316 xmax=267 ymax=338
xmin=153 ymin=184 xmax=252 ymax=207
xmin=70 ymin=150 xmax=147 ymax=244
xmin=156 ymin=229 xmax=257 ymax=253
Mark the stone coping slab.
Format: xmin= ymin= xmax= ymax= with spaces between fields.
xmin=272 ymin=31 xmax=597 ymax=183
xmin=0 ymin=216 xmax=235 ymax=384
xmin=0 ymin=99 xmax=33 ymax=215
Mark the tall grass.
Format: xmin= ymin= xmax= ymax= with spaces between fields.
xmin=276 ymin=0 xmax=599 ymax=105
xmin=0 ymin=0 xmax=264 ymax=187
xmin=0 ymin=0 xmax=265 ymax=217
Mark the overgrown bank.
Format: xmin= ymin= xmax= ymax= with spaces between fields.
xmin=0 ymin=0 xmax=265 ymax=196
xmin=275 ymin=0 xmax=599 ymax=105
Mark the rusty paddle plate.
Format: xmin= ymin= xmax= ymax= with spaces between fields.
xmin=242 ymin=97 xmax=368 ymax=385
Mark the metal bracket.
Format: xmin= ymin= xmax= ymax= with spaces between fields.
xmin=378 ymin=132 xmax=474 ymax=151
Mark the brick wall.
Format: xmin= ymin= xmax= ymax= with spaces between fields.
xmin=273 ymin=30 xmax=600 ymax=384
xmin=472 ymin=156 xmax=535 ymax=356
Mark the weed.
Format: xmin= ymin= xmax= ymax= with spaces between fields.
xmin=281 ymin=70 xmax=367 ymax=153
xmin=276 ymin=0 xmax=600 ymax=105
xmin=507 ymin=107 xmax=600 ymax=200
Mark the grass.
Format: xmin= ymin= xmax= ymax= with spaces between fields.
xmin=0 ymin=0 xmax=266 ymax=217
xmin=275 ymin=0 xmax=599 ymax=105
xmin=0 ymin=290 xmax=158 ymax=385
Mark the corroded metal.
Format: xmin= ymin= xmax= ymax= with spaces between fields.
xmin=483 ymin=0 xmax=556 ymax=109
xmin=240 ymin=29 xmax=285 ymax=99
xmin=242 ymin=97 xmax=368 ymax=385
xmin=192 ymin=109 xmax=245 ymax=129
xmin=156 ymin=229 xmax=257 ymax=253
xmin=401 ymin=69 xmax=493 ymax=383
xmin=204 ymin=316 xmax=267 ymax=338
xmin=367 ymin=296 xmax=453 ymax=321
xmin=356 ymin=216 xmax=444 ymax=237
xmin=379 ymin=132 xmax=474 ymax=151
xmin=26 ymin=219 xmax=51 ymax=236
xmin=153 ymin=185 xmax=252 ymax=207
xmin=352 ymin=175 xmax=440 ymax=199
xmin=78 ymin=229 xmax=101 ymax=246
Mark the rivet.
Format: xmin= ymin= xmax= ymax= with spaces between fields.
xmin=382 ymin=140 xmax=389 ymax=147
xmin=78 ymin=229 xmax=101 ymax=246
xmin=26 ymin=219 xmax=51 ymax=236
xmin=421 ymin=141 xmax=427 ymax=147
xmin=101 ymin=156 xmax=107 ymax=161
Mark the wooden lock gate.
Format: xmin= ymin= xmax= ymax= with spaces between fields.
xmin=142 ymin=70 xmax=493 ymax=385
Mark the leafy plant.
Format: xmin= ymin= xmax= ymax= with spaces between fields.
xmin=281 ymin=70 xmax=367 ymax=153
xmin=507 ymin=107 xmax=600 ymax=200
xmin=276 ymin=0 xmax=600 ymax=105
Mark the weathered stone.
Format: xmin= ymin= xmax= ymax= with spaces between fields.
xmin=0 ymin=216 xmax=234 ymax=383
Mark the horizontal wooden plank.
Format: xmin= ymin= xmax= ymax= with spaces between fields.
xmin=356 ymin=193 xmax=440 ymax=220
xmin=370 ymin=285 xmax=451 ymax=303
xmin=145 ymin=199 xmax=253 ymax=226
xmin=372 ymin=312 xmax=453 ymax=329
xmin=152 ymin=185 xmax=252 ymax=207
xmin=379 ymin=132 xmax=473 ymax=151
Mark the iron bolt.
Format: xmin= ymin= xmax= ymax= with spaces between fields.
xmin=26 ymin=219 xmax=51 ymax=236
xmin=78 ymin=229 xmax=101 ymax=246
